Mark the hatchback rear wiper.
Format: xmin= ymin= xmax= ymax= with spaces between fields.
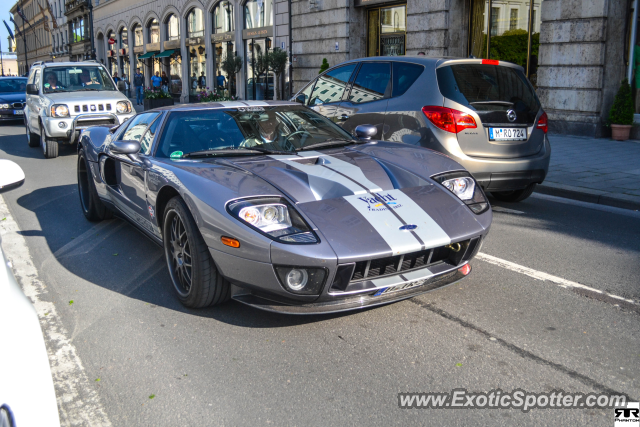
xmin=182 ymin=146 xmax=290 ymax=158
xmin=297 ymin=139 xmax=360 ymax=151
xmin=469 ymin=101 xmax=514 ymax=106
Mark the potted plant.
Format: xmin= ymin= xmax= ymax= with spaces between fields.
xmin=143 ymin=87 xmax=174 ymax=111
xmin=319 ymin=58 xmax=329 ymax=74
xmin=608 ymin=78 xmax=634 ymax=141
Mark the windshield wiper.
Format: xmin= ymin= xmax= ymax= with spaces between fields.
xmin=469 ymin=101 xmax=514 ymax=106
xmin=297 ymin=138 xmax=360 ymax=151
xmin=182 ymin=146 xmax=290 ymax=158
xmin=77 ymin=88 xmax=101 ymax=91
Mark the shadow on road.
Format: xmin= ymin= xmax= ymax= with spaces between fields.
xmin=0 ymin=132 xmax=77 ymax=160
xmin=15 ymin=184 xmax=353 ymax=328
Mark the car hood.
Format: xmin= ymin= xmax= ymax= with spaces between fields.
xmin=220 ymin=144 xmax=490 ymax=260
xmin=45 ymin=90 xmax=126 ymax=103
xmin=0 ymin=92 xmax=26 ymax=103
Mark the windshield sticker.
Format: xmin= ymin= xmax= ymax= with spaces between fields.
xmin=44 ymin=83 xmax=50 ymax=88
xmin=237 ymin=107 xmax=265 ymax=112
xmin=170 ymin=151 xmax=183 ymax=159
xmin=69 ymin=68 xmax=82 ymax=74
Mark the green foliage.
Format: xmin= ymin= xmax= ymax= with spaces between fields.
xmin=195 ymin=89 xmax=239 ymax=102
xmin=319 ymin=58 xmax=329 ymax=74
xmin=608 ymin=79 xmax=634 ymax=125
xmin=268 ymin=48 xmax=288 ymax=75
xmin=144 ymin=87 xmax=172 ymax=99
xmin=221 ymin=50 xmax=243 ymax=77
xmin=481 ymin=32 xmax=540 ymax=68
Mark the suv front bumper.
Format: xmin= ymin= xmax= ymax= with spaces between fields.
xmin=42 ymin=112 xmax=135 ymax=143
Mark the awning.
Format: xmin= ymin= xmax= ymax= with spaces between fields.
xmin=155 ymin=49 xmax=176 ymax=58
xmin=138 ymin=51 xmax=158 ymax=59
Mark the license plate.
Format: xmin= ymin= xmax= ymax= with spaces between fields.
xmin=489 ymin=127 xmax=526 ymax=141
xmin=13 ymin=110 xmax=24 ymax=115
xmin=374 ymin=278 xmax=428 ymax=296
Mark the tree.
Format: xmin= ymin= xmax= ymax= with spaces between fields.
xmin=221 ymin=50 xmax=242 ymax=97
xmin=268 ymin=48 xmax=288 ymax=100
xmin=319 ymin=58 xmax=329 ymax=74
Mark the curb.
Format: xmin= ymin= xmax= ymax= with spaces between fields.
xmin=535 ymin=182 xmax=640 ymax=211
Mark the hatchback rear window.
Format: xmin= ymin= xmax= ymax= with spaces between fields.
xmin=436 ymin=64 xmax=539 ymax=113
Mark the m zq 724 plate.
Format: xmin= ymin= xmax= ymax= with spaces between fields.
xmin=489 ymin=127 xmax=527 ymax=141
xmin=13 ymin=110 xmax=24 ymax=115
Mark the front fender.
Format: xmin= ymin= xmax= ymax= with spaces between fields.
xmin=78 ymin=127 xmax=112 ymax=162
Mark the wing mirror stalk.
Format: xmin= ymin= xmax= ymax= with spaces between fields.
xmin=110 ymin=140 xmax=150 ymax=167
xmin=354 ymin=124 xmax=377 ymax=141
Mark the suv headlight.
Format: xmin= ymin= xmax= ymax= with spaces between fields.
xmin=50 ymin=104 xmax=69 ymax=117
xmin=227 ymin=197 xmax=319 ymax=243
xmin=116 ymin=101 xmax=131 ymax=114
xmin=432 ymin=171 xmax=489 ymax=214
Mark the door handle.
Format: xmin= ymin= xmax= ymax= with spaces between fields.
xmin=339 ymin=114 xmax=349 ymax=121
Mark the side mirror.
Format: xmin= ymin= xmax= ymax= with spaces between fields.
xmin=295 ymin=94 xmax=306 ymax=105
xmin=111 ymin=140 xmax=141 ymax=155
xmin=26 ymin=84 xmax=38 ymax=95
xmin=0 ymin=160 xmax=26 ymax=194
xmin=355 ymin=124 xmax=377 ymax=141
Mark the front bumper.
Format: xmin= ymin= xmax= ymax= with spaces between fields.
xmin=0 ymin=109 xmax=25 ymax=120
xmin=42 ymin=112 xmax=135 ymax=142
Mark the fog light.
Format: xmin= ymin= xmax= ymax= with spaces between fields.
xmin=58 ymin=122 xmax=67 ymax=129
xmin=286 ymin=269 xmax=308 ymax=291
xmin=459 ymin=264 xmax=471 ymax=276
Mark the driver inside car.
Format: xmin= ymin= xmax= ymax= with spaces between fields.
xmin=242 ymin=111 xmax=288 ymax=148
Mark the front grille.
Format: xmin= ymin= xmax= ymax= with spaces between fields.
xmin=76 ymin=119 xmax=116 ymax=128
xmin=11 ymin=102 xmax=24 ymax=109
xmin=75 ymin=104 xmax=107 ymax=113
xmin=350 ymin=238 xmax=480 ymax=282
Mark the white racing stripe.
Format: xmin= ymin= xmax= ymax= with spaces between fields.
xmin=476 ymin=252 xmax=639 ymax=308
xmin=303 ymin=151 xmax=383 ymax=192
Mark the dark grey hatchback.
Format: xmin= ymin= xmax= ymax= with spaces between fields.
xmin=292 ymin=57 xmax=550 ymax=202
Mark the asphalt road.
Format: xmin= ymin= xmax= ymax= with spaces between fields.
xmin=1 ymin=121 xmax=639 ymax=427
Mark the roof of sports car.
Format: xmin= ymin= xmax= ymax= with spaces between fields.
xmin=147 ymin=100 xmax=300 ymax=112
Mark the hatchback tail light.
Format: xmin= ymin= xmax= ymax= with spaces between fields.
xmin=422 ymin=106 xmax=477 ymax=134
xmin=536 ymin=111 xmax=548 ymax=134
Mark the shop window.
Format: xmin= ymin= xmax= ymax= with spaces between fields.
xmin=245 ymin=0 xmax=273 ymax=29
xmin=367 ymin=5 xmax=406 ymax=57
xmin=187 ymin=9 xmax=204 ymax=38
xmin=133 ymin=25 xmax=143 ymax=46
xmin=189 ymin=45 xmax=207 ymax=96
xmin=469 ymin=0 xmax=542 ymax=86
xmin=214 ymin=42 xmax=236 ymax=97
xmin=348 ymin=62 xmax=390 ymax=104
xmin=148 ymin=19 xmax=159 ymax=44
xmin=167 ymin=15 xmax=179 ymax=41
xmin=213 ymin=1 xmax=234 ymax=33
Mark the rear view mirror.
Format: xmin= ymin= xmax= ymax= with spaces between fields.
xmin=26 ymin=84 xmax=38 ymax=95
xmin=0 ymin=160 xmax=26 ymax=194
xmin=111 ymin=140 xmax=141 ymax=155
xmin=355 ymin=124 xmax=377 ymax=141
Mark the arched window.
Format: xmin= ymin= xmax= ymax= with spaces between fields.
xmin=186 ymin=9 xmax=204 ymax=38
xmin=133 ymin=24 xmax=143 ymax=46
xmin=119 ymin=27 xmax=128 ymax=48
xmin=244 ymin=0 xmax=272 ymax=29
xmin=213 ymin=1 xmax=234 ymax=34
xmin=106 ymin=30 xmax=115 ymax=50
xmin=147 ymin=19 xmax=159 ymax=44
xmin=166 ymin=14 xmax=179 ymax=41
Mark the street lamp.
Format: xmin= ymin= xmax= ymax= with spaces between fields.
xmin=87 ymin=0 xmax=96 ymax=60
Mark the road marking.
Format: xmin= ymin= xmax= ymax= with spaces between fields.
xmin=491 ymin=206 xmax=525 ymax=214
xmin=531 ymin=193 xmax=640 ymax=219
xmin=0 ymin=196 xmax=112 ymax=427
xmin=476 ymin=252 xmax=639 ymax=311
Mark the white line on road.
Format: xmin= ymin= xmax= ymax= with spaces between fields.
xmin=491 ymin=206 xmax=525 ymax=214
xmin=476 ymin=252 xmax=639 ymax=308
xmin=531 ymin=193 xmax=640 ymax=219
xmin=0 ymin=196 xmax=112 ymax=427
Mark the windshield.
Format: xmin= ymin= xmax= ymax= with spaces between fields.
xmin=42 ymin=66 xmax=117 ymax=93
xmin=156 ymin=106 xmax=355 ymax=158
xmin=0 ymin=78 xmax=27 ymax=93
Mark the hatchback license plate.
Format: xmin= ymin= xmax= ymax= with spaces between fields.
xmin=489 ymin=127 xmax=526 ymax=141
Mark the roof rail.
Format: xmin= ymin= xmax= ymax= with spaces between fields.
xmin=31 ymin=61 xmax=44 ymax=66
xmin=82 ymin=59 xmax=100 ymax=63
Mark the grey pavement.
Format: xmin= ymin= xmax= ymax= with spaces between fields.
xmin=538 ymin=135 xmax=640 ymax=210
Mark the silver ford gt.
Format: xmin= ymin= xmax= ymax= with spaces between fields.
xmin=76 ymin=101 xmax=492 ymax=314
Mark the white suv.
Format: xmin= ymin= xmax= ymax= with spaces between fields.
xmin=24 ymin=60 xmax=136 ymax=158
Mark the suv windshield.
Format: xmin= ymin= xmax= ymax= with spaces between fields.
xmin=436 ymin=64 xmax=539 ymax=113
xmin=156 ymin=106 xmax=355 ymax=158
xmin=42 ymin=66 xmax=116 ymax=93
xmin=0 ymin=78 xmax=27 ymax=93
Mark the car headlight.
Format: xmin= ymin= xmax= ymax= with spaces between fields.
xmin=50 ymin=104 xmax=69 ymax=117
xmin=227 ymin=197 xmax=318 ymax=243
xmin=432 ymin=172 xmax=489 ymax=214
xmin=0 ymin=104 xmax=9 ymax=109
xmin=116 ymin=101 xmax=131 ymax=114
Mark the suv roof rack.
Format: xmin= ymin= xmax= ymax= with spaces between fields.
xmin=31 ymin=61 xmax=44 ymax=66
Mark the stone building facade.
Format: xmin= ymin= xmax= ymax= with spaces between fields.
xmin=92 ymin=0 xmax=292 ymax=102
xmin=50 ymin=0 xmax=70 ymax=62
xmin=10 ymin=0 xmax=54 ymax=75
xmin=290 ymin=0 xmax=634 ymax=138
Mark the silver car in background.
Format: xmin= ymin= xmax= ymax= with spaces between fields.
xmin=293 ymin=57 xmax=550 ymax=202
xmin=24 ymin=60 xmax=135 ymax=159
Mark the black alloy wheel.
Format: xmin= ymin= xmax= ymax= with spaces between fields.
xmin=163 ymin=197 xmax=230 ymax=308
xmin=77 ymin=149 xmax=112 ymax=221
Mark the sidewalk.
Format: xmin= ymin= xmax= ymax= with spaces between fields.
xmin=129 ymin=96 xmax=144 ymax=113
xmin=537 ymin=135 xmax=640 ymax=210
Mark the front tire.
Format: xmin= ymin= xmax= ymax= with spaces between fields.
xmin=163 ymin=197 xmax=230 ymax=308
xmin=40 ymin=124 xmax=58 ymax=158
xmin=491 ymin=183 xmax=536 ymax=202
xmin=77 ymin=148 xmax=112 ymax=221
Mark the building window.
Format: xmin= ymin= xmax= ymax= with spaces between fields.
xmin=187 ymin=9 xmax=204 ymax=38
xmin=166 ymin=14 xmax=179 ymax=41
xmin=490 ymin=7 xmax=499 ymax=36
xmin=133 ymin=25 xmax=143 ymax=46
xmin=509 ymin=9 xmax=518 ymax=31
xmin=148 ymin=19 xmax=159 ymax=44
xmin=367 ymin=4 xmax=406 ymax=57
xmin=119 ymin=27 xmax=128 ymax=48
xmin=244 ymin=0 xmax=272 ymax=29
xmin=213 ymin=1 xmax=234 ymax=34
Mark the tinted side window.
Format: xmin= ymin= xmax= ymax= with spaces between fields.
xmin=34 ymin=70 xmax=41 ymax=89
xmin=119 ymin=112 xmax=160 ymax=143
xmin=348 ymin=62 xmax=391 ymax=104
xmin=392 ymin=63 xmax=424 ymax=97
xmin=308 ymin=64 xmax=357 ymax=106
xmin=140 ymin=116 xmax=161 ymax=155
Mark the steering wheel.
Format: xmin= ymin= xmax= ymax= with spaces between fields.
xmin=284 ymin=130 xmax=313 ymax=147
